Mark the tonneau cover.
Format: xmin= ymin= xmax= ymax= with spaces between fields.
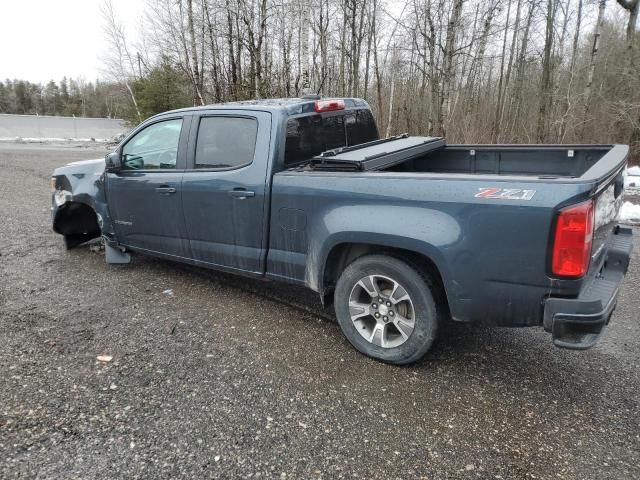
xmin=310 ymin=134 xmax=446 ymax=171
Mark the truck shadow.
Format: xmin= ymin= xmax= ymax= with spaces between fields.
xmin=190 ymin=258 xmax=622 ymax=391
xmin=85 ymin=249 xmax=622 ymax=403
xmin=158 ymin=256 xmax=594 ymax=359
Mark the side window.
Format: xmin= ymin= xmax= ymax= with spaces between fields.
xmin=195 ymin=117 xmax=258 ymax=169
xmin=122 ymin=119 xmax=183 ymax=170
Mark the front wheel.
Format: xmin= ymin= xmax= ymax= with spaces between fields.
xmin=334 ymin=255 xmax=439 ymax=365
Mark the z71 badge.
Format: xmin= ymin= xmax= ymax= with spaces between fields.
xmin=475 ymin=187 xmax=536 ymax=200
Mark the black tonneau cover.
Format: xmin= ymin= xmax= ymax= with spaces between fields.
xmin=310 ymin=134 xmax=446 ymax=172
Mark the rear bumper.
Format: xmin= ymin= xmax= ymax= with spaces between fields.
xmin=543 ymin=226 xmax=633 ymax=349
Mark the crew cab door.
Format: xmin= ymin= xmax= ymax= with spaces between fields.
xmin=181 ymin=111 xmax=272 ymax=273
xmin=105 ymin=115 xmax=191 ymax=258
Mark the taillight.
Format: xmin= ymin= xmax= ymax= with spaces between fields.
xmin=314 ymin=99 xmax=345 ymax=112
xmin=551 ymin=200 xmax=594 ymax=278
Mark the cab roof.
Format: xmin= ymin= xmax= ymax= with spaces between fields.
xmin=152 ymin=97 xmax=370 ymax=119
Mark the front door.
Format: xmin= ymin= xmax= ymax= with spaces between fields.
xmin=181 ymin=111 xmax=272 ymax=273
xmin=106 ymin=116 xmax=191 ymax=258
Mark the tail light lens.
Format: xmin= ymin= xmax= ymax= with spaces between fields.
xmin=314 ymin=99 xmax=345 ymax=112
xmin=551 ymin=200 xmax=594 ymax=278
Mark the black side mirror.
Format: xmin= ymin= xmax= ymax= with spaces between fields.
xmin=105 ymin=151 xmax=122 ymax=172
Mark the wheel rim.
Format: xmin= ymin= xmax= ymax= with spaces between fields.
xmin=348 ymin=274 xmax=416 ymax=349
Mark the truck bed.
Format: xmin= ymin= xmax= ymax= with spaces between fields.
xmin=384 ymin=144 xmax=611 ymax=178
xmin=273 ymin=136 xmax=628 ymax=328
xmin=307 ymin=136 xmax=625 ymax=182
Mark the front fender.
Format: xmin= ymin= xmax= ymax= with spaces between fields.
xmin=52 ymin=158 xmax=114 ymax=236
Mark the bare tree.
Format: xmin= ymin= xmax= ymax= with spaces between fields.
xmin=186 ymin=0 xmax=205 ymax=104
xmin=558 ymin=0 xmax=583 ymax=141
xmin=101 ymin=0 xmax=142 ymax=121
xmin=582 ymin=0 xmax=607 ymax=134
xmin=537 ymin=0 xmax=557 ymax=141
xmin=440 ymin=0 xmax=465 ymax=136
xmin=93 ymin=0 xmax=640 ymax=163
xmin=616 ymin=0 xmax=639 ymax=60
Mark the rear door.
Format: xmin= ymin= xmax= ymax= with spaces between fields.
xmin=106 ymin=115 xmax=191 ymax=258
xmin=181 ymin=110 xmax=272 ymax=273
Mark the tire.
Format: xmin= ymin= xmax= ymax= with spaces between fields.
xmin=334 ymin=255 xmax=439 ymax=365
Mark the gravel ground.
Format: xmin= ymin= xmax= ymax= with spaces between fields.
xmin=0 ymin=143 xmax=639 ymax=479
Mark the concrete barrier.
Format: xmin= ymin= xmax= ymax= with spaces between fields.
xmin=0 ymin=114 xmax=129 ymax=141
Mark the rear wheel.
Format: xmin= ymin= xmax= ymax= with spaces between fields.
xmin=334 ymin=255 xmax=439 ymax=365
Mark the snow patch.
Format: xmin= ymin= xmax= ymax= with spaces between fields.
xmin=625 ymin=166 xmax=640 ymax=195
xmin=0 ymin=136 xmax=113 ymax=143
xmin=619 ymin=201 xmax=640 ymax=225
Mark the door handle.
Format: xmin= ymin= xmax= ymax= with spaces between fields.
xmin=228 ymin=188 xmax=255 ymax=199
xmin=155 ymin=185 xmax=177 ymax=194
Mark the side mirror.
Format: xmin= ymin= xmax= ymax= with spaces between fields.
xmin=105 ymin=151 xmax=122 ymax=172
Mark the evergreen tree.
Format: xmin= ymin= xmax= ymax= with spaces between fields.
xmin=14 ymin=81 xmax=30 ymax=114
xmin=44 ymin=80 xmax=61 ymax=115
xmin=132 ymin=61 xmax=191 ymax=121
xmin=0 ymin=82 xmax=9 ymax=113
xmin=0 ymin=77 xmax=130 ymax=118
xmin=60 ymin=77 xmax=69 ymax=105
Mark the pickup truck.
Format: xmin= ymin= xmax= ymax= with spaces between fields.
xmin=51 ymin=96 xmax=633 ymax=364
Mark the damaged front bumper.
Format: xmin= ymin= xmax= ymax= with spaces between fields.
xmin=543 ymin=226 xmax=633 ymax=349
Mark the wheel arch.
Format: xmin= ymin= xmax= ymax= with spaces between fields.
xmin=53 ymin=201 xmax=101 ymax=238
xmin=318 ymin=239 xmax=451 ymax=318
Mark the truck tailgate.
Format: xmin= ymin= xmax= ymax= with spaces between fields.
xmin=543 ymin=146 xmax=631 ymax=349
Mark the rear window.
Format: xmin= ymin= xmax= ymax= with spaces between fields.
xmin=284 ymin=109 xmax=378 ymax=165
xmin=195 ymin=117 xmax=258 ymax=169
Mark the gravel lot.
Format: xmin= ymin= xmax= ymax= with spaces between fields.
xmin=1 ymin=143 xmax=639 ymax=479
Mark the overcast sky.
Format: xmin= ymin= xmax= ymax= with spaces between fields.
xmin=0 ymin=0 xmax=145 ymax=84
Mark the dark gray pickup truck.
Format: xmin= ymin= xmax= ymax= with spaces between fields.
xmin=51 ymin=97 xmax=633 ymax=364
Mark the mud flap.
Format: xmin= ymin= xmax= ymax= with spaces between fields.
xmin=105 ymin=243 xmax=131 ymax=264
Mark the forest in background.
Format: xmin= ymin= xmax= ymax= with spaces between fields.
xmin=1 ymin=0 xmax=639 ymax=162
xmin=0 ymin=78 xmax=130 ymax=119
